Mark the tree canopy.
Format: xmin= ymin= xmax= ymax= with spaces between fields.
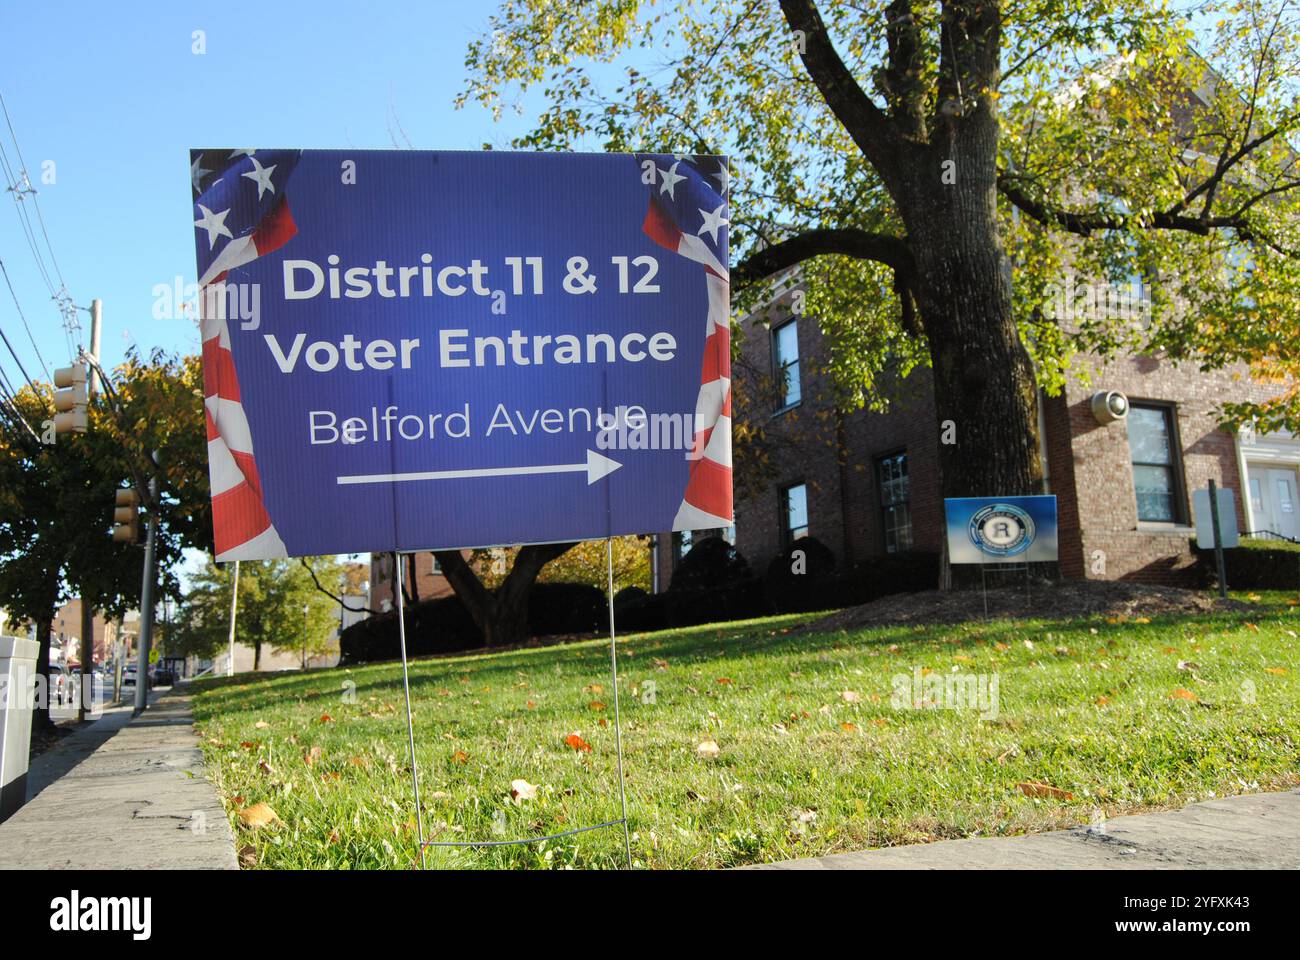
xmin=172 ymin=556 xmax=345 ymax=669
xmin=460 ymin=0 xmax=1300 ymax=442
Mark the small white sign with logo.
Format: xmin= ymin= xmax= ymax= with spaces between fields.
xmin=1193 ymin=487 xmax=1239 ymax=549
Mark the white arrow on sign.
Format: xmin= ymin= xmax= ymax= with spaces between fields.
xmin=336 ymin=449 xmax=623 ymax=487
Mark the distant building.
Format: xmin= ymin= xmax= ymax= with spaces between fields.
xmin=50 ymin=600 xmax=137 ymax=665
xmin=655 ymin=291 xmax=1293 ymax=586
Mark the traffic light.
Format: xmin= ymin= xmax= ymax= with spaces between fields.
xmin=52 ymin=363 xmax=88 ymax=434
xmin=112 ymin=487 xmax=141 ymax=543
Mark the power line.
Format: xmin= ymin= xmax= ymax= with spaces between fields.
xmin=0 ymin=89 xmax=79 ymax=355
xmin=0 ymin=257 xmax=52 ymax=381
xmin=0 ymin=91 xmax=67 ymax=292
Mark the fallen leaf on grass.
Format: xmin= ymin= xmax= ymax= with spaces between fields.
xmin=1133 ymin=617 xmax=1151 ymax=624
xmin=1245 ymin=623 xmax=1260 ymax=632
xmin=257 ymin=760 xmax=275 ymax=776
xmin=1017 ymin=782 xmax=1073 ymax=800
xmin=696 ymin=740 xmax=720 ymax=758
xmin=451 ymin=750 xmax=469 ymax=764
xmin=840 ymin=722 xmax=858 ymax=733
xmin=996 ymin=747 xmax=1019 ymax=764
xmin=318 ymin=714 xmax=333 ymax=724
xmin=841 ymin=690 xmax=862 ymax=703
xmin=1095 ymin=696 xmax=1110 ymax=707
xmin=564 ymin=734 xmax=592 ymax=753
xmin=716 ymin=677 xmax=733 ymax=685
xmin=239 ymin=741 xmax=256 ymax=750
xmin=1265 ymin=667 xmax=1288 ymax=676
xmin=510 ymin=779 xmax=538 ymax=803
xmin=237 ymin=844 xmax=258 ymax=868
xmin=588 ymin=701 xmax=606 ymax=711
xmin=1170 ymin=688 xmax=1199 ymax=702
xmin=253 ymin=720 xmax=271 ymax=730
xmin=237 ymin=803 xmax=280 ymax=829
xmin=303 ymin=747 xmax=322 ymax=766
xmin=584 ymin=684 xmax=605 ymax=695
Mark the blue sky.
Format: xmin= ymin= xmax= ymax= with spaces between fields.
xmin=0 ymin=0 xmax=542 ymax=383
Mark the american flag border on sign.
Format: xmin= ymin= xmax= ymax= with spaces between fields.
xmin=635 ymin=153 xmax=733 ymax=531
xmin=191 ymin=149 xmax=301 ymax=561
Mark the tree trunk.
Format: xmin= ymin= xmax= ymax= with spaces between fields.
xmin=32 ymin=612 xmax=54 ymax=732
xmin=886 ymin=65 xmax=1042 ymax=590
xmin=406 ymin=554 xmax=420 ymax=603
xmin=435 ymin=543 xmax=575 ymax=646
xmin=895 ymin=91 xmax=1043 ymax=505
xmin=253 ymin=638 xmax=261 ymax=671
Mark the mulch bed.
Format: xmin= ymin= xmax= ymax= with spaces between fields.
xmin=806 ymin=578 xmax=1257 ymax=634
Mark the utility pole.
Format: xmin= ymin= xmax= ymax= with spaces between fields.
xmin=78 ymin=300 xmax=102 ymax=722
xmin=132 ymin=465 xmax=160 ymax=715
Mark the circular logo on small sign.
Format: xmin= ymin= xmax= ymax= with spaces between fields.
xmin=968 ymin=503 xmax=1035 ymax=558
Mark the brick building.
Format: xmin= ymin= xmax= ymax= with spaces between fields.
xmin=655 ymin=289 xmax=1296 ymax=587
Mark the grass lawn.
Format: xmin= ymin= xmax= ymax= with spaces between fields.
xmin=191 ymin=592 xmax=1300 ymax=869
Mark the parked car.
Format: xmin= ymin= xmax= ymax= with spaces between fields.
xmin=150 ymin=664 xmax=175 ymax=686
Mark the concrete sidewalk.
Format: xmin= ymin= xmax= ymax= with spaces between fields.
xmin=751 ymin=789 xmax=1300 ymax=870
xmin=0 ymin=685 xmax=236 ymax=869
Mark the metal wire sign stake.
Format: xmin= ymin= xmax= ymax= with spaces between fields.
xmin=392 ymin=539 xmax=634 ymax=869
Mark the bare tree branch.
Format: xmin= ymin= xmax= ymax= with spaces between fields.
xmin=299 ymin=557 xmax=378 ymax=614
xmin=779 ymin=0 xmax=902 ymax=173
xmin=734 ymin=227 xmax=915 ymax=288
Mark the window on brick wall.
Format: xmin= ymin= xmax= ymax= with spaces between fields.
xmin=1127 ymin=403 xmax=1187 ymax=523
xmin=876 ymin=451 xmax=913 ymax=553
xmin=772 ymin=319 xmax=801 ymax=410
xmin=780 ymin=482 xmax=809 ymax=546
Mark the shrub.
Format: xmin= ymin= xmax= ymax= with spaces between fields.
xmin=339 ymin=582 xmax=605 ymax=664
xmin=1194 ymin=537 xmax=1300 ymax=590
xmin=668 ymin=536 xmax=751 ymax=592
xmin=527 ymin=582 xmax=605 ymax=635
xmin=665 ymin=577 xmax=773 ymax=627
xmin=614 ymin=590 xmax=670 ymax=632
xmin=764 ymin=536 xmax=838 ymax=613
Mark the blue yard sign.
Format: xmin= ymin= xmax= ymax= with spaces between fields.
xmin=943 ymin=496 xmax=1059 ymax=564
xmin=190 ymin=149 xmax=732 ymax=560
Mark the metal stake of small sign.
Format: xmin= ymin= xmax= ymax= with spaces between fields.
xmin=393 ymin=556 xmax=427 ymax=869
xmin=1209 ymin=479 xmax=1228 ymax=599
xmin=392 ymin=544 xmax=634 ymax=869
xmin=1194 ymin=481 xmax=1237 ymax=599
